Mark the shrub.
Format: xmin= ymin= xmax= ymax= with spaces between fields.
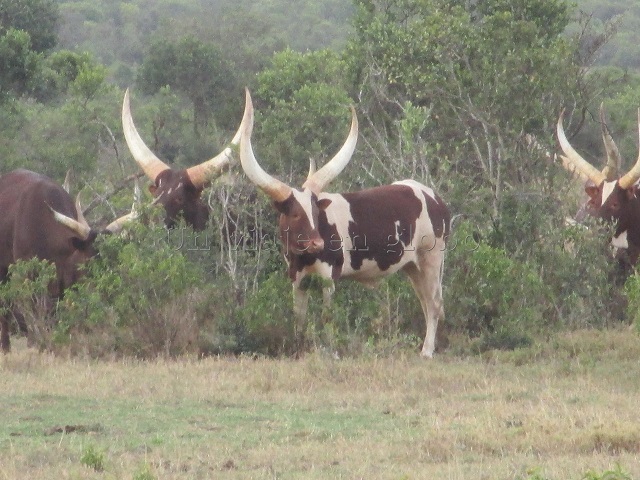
xmin=0 ymin=258 xmax=57 ymax=350
xmin=55 ymin=223 xmax=204 ymax=358
xmin=445 ymin=221 xmax=550 ymax=348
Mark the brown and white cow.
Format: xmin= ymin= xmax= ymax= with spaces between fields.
xmin=239 ymin=90 xmax=451 ymax=357
xmin=122 ymin=89 xmax=244 ymax=230
xmin=557 ymin=108 xmax=640 ymax=265
xmin=0 ymin=169 xmax=132 ymax=351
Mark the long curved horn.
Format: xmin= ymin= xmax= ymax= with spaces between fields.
xmin=185 ymin=110 xmax=244 ymax=187
xmin=618 ymin=109 xmax=640 ymax=189
xmin=48 ymin=204 xmax=92 ymax=240
xmin=600 ymin=103 xmax=622 ymax=181
xmin=239 ymin=88 xmax=292 ymax=202
xmin=122 ymin=89 xmax=170 ymax=182
xmin=307 ymin=157 xmax=317 ymax=181
xmin=63 ymin=169 xmax=72 ymax=193
xmin=302 ymin=106 xmax=358 ymax=194
xmin=557 ymin=109 xmax=606 ymax=186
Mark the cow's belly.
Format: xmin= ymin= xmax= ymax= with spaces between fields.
xmin=340 ymin=252 xmax=414 ymax=280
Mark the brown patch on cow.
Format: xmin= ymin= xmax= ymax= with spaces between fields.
xmin=423 ymin=191 xmax=450 ymax=239
xmin=344 ymin=185 xmax=422 ymax=272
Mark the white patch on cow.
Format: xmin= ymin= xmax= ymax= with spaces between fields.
xmin=177 ymin=182 xmax=183 ymax=190
xmin=292 ymin=189 xmax=316 ymax=229
xmin=601 ymin=180 xmax=617 ymax=205
xmin=167 ymin=188 xmax=173 ymax=195
xmin=320 ymin=191 xmax=355 ymax=257
xmin=612 ymin=230 xmax=629 ymax=249
xmin=158 ymin=179 xmax=163 ymax=187
xmin=393 ymin=180 xmax=438 ymax=249
xmin=293 ymin=258 xmax=332 ymax=281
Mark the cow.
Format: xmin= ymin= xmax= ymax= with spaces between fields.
xmin=238 ymin=89 xmax=451 ymax=358
xmin=0 ymin=169 xmax=133 ymax=351
xmin=122 ymin=89 xmax=244 ymax=230
xmin=557 ymin=107 xmax=640 ymax=266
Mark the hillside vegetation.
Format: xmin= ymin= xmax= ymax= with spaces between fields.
xmin=575 ymin=0 xmax=640 ymax=68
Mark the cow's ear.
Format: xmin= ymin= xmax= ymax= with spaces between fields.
xmin=149 ymin=185 xmax=157 ymax=195
xmin=317 ymin=198 xmax=332 ymax=210
xmin=585 ymin=185 xmax=599 ymax=200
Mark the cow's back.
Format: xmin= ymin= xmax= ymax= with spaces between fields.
xmin=0 ymin=169 xmax=78 ymax=267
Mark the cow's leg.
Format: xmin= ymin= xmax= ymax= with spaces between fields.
xmin=403 ymin=248 xmax=445 ymax=358
xmin=0 ymin=267 xmax=10 ymax=352
xmin=292 ymin=280 xmax=309 ymax=349
xmin=0 ymin=316 xmax=9 ymax=353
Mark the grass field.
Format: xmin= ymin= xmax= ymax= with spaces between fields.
xmin=1 ymin=329 xmax=640 ymax=480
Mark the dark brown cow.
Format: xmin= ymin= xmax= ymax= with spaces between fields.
xmin=239 ymin=90 xmax=450 ymax=358
xmin=122 ymin=89 xmax=244 ymax=230
xmin=558 ymin=108 xmax=640 ymax=264
xmin=0 ymin=169 xmax=131 ymax=351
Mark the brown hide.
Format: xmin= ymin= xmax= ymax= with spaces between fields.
xmin=0 ymin=169 xmax=98 ymax=351
xmin=150 ymin=169 xmax=209 ymax=230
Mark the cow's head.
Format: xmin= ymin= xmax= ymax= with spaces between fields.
xmin=49 ymin=194 xmax=138 ymax=294
xmin=122 ymin=89 xmax=243 ymax=230
xmin=239 ymin=89 xmax=358 ymax=255
xmin=557 ymin=107 xmax=640 ymax=248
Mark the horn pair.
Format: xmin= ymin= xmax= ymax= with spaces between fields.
xmin=239 ymin=88 xmax=358 ymax=201
xmin=48 ymin=198 xmax=92 ymax=240
xmin=122 ymin=89 xmax=242 ymax=187
xmin=557 ymin=105 xmax=640 ymax=189
xmin=51 ymin=182 xmax=141 ymax=237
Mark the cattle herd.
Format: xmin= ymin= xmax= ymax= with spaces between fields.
xmin=0 ymin=90 xmax=637 ymax=356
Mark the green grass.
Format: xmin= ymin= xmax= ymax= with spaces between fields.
xmin=1 ymin=330 xmax=640 ymax=479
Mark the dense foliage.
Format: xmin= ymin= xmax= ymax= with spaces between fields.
xmin=2 ymin=0 xmax=640 ymax=358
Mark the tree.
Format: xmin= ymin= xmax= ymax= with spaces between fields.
xmin=347 ymin=0 xmax=582 ymax=230
xmin=253 ymin=49 xmax=353 ymax=184
xmin=137 ymin=35 xmax=237 ymax=136
xmin=0 ymin=0 xmax=59 ymax=53
xmin=0 ymin=28 xmax=41 ymax=98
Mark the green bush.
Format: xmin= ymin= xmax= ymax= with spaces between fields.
xmin=56 ymin=223 xmax=205 ymax=358
xmin=0 ymin=258 xmax=57 ymax=350
xmin=445 ymin=221 xmax=551 ymax=350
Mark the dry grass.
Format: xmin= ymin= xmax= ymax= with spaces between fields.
xmin=1 ymin=329 xmax=640 ymax=479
